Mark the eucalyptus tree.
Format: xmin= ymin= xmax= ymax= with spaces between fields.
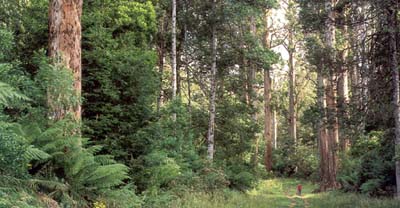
xmin=48 ymin=0 xmax=82 ymax=121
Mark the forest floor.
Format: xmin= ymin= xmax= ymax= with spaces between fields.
xmin=172 ymin=178 xmax=400 ymax=208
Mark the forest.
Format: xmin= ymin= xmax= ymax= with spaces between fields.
xmin=1 ymin=0 xmax=400 ymax=207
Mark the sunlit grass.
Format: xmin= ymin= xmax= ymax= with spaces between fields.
xmin=171 ymin=178 xmax=400 ymax=208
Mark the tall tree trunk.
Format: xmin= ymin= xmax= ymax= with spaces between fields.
xmin=250 ymin=16 xmax=259 ymax=167
xmin=323 ymin=0 xmax=339 ymax=190
xmin=288 ymin=34 xmax=297 ymax=144
xmin=172 ymin=0 xmax=177 ymax=99
xmin=388 ymin=2 xmax=400 ymax=199
xmin=264 ymin=10 xmax=273 ymax=171
xmin=157 ymin=13 xmax=166 ymax=113
xmin=264 ymin=67 xmax=272 ymax=171
xmin=171 ymin=0 xmax=177 ymax=121
xmin=272 ymin=109 xmax=277 ymax=149
xmin=48 ymin=0 xmax=82 ymax=121
xmin=338 ymin=20 xmax=350 ymax=151
xmin=317 ymin=71 xmax=329 ymax=190
xmin=183 ymin=1 xmax=191 ymax=117
xmin=207 ymin=0 xmax=218 ymax=161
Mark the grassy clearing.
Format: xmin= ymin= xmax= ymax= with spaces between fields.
xmin=171 ymin=178 xmax=400 ymax=208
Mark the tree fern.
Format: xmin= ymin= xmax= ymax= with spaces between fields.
xmin=12 ymin=119 xmax=137 ymax=207
xmin=0 ymin=81 xmax=29 ymax=106
xmin=25 ymin=146 xmax=51 ymax=161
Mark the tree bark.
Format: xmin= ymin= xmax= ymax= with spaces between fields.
xmin=171 ymin=0 xmax=178 ymax=120
xmin=323 ymin=0 xmax=339 ymax=190
xmin=157 ymin=12 xmax=167 ymax=113
xmin=338 ymin=6 xmax=351 ymax=151
xmin=249 ymin=16 xmax=259 ymax=167
xmin=338 ymin=31 xmax=350 ymax=151
xmin=264 ymin=10 xmax=273 ymax=171
xmin=272 ymin=110 xmax=277 ymax=149
xmin=264 ymin=67 xmax=272 ymax=171
xmin=172 ymin=0 xmax=177 ymax=100
xmin=388 ymin=2 xmax=400 ymax=199
xmin=48 ymin=0 xmax=82 ymax=121
xmin=207 ymin=0 xmax=218 ymax=161
xmin=288 ymin=36 xmax=297 ymax=144
xmin=317 ymin=72 xmax=329 ymax=189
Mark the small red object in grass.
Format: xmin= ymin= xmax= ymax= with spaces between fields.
xmin=297 ymin=184 xmax=302 ymax=196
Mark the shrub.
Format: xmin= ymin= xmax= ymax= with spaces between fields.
xmin=0 ymin=129 xmax=28 ymax=178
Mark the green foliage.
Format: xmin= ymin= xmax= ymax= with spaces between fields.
xmin=82 ymin=0 xmax=159 ymax=164
xmin=273 ymin=142 xmax=318 ymax=180
xmin=338 ymin=131 xmax=396 ymax=196
xmin=172 ymin=178 xmax=400 ymax=208
xmin=133 ymin=101 xmax=207 ymax=206
xmin=0 ymin=81 xmax=29 ymax=108
xmin=35 ymin=53 xmax=80 ymax=117
xmin=0 ymin=127 xmax=29 ymax=178
xmin=0 ymin=190 xmax=43 ymax=208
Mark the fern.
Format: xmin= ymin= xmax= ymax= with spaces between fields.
xmin=11 ymin=119 xmax=136 ymax=207
xmin=86 ymin=164 xmax=130 ymax=188
xmin=25 ymin=146 xmax=51 ymax=161
xmin=0 ymin=81 xmax=29 ymax=106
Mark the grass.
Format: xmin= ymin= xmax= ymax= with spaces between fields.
xmin=170 ymin=178 xmax=400 ymax=208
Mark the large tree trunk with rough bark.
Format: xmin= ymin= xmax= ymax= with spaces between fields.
xmin=263 ymin=10 xmax=273 ymax=171
xmin=322 ymin=0 xmax=339 ymax=190
xmin=317 ymin=72 xmax=329 ymax=190
xmin=207 ymin=0 xmax=218 ymax=161
xmin=48 ymin=0 xmax=82 ymax=121
xmin=264 ymin=67 xmax=272 ymax=171
xmin=249 ymin=16 xmax=260 ymax=167
xmin=388 ymin=2 xmax=400 ymax=199
xmin=338 ymin=6 xmax=350 ymax=152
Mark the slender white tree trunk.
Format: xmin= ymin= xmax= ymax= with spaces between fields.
xmin=207 ymin=0 xmax=218 ymax=161
xmin=272 ymin=110 xmax=277 ymax=149
xmin=172 ymin=0 xmax=177 ymax=100
xmin=171 ymin=0 xmax=177 ymax=121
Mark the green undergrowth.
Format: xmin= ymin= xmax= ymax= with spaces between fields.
xmin=171 ymin=178 xmax=400 ymax=208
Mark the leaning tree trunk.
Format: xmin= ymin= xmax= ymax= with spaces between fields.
xmin=263 ymin=10 xmax=273 ymax=171
xmin=48 ymin=0 xmax=82 ymax=121
xmin=388 ymin=2 xmax=400 ymax=199
xmin=207 ymin=0 xmax=218 ymax=161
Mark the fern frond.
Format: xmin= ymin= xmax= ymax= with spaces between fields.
xmin=0 ymin=82 xmax=30 ymax=106
xmin=94 ymin=155 xmax=116 ymax=165
xmin=25 ymin=145 xmax=51 ymax=161
xmin=86 ymin=145 xmax=103 ymax=155
xmin=86 ymin=164 xmax=130 ymax=188
xmin=69 ymin=152 xmax=96 ymax=176
xmin=27 ymin=179 xmax=69 ymax=193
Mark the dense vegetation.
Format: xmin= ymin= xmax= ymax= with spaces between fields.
xmin=1 ymin=0 xmax=400 ymax=207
